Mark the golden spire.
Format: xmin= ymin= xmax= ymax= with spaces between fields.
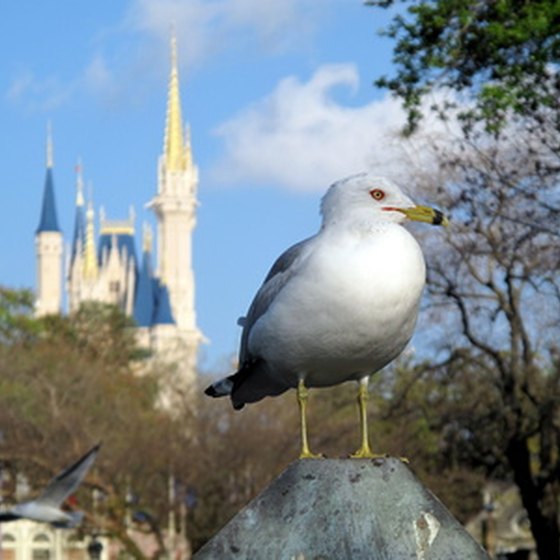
xmin=164 ymin=33 xmax=189 ymax=171
xmin=46 ymin=121 xmax=54 ymax=169
xmin=83 ymin=189 xmax=98 ymax=280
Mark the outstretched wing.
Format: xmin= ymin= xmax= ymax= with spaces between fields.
xmin=238 ymin=236 xmax=315 ymax=364
xmin=37 ymin=444 xmax=101 ymax=506
xmin=52 ymin=511 xmax=84 ymax=529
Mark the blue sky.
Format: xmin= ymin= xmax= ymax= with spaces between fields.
xmin=1 ymin=1 xmax=433 ymax=372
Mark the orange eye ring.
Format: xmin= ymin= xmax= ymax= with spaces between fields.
xmin=370 ymin=188 xmax=385 ymax=201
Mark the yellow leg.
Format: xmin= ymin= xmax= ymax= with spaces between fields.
xmin=350 ymin=377 xmax=383 ymax=459
xmin=297 ymin=379 xmax=322 ymax=459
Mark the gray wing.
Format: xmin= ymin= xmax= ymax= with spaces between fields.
xmin=36 ymin=444 xmax=100 ymax=506
xmin=238 ymin=236 xmax=315 ymax=364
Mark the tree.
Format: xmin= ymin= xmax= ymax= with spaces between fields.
xmin=0 ymin=287 xmax=42 ymax=344
xmin=185 ymin=390 xmax=298 ymax=550
xmin=43 ymin=300 xmax=146 ymax=366
xmin=367 ymin=0 xmax=560 ymax=134
xmin=365 ymin=2 xmax=560 ymax=556
xmin=382 ymin=123 xmax=560 ymax=559
xmin=369 ymin=357 xmax=490 ymax=523
xmin=0 ymin=295 xmax=192 ymax=559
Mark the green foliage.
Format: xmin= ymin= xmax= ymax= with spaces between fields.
xmin=0 ymin=289 xmax=187 ymax=558
xmin=42 ymin=301 xmax=142 ymax=368
xmin=367 ymin=0 xmax=560 ymax=133
xmin=0 ymin=287 xmax=43 ymax=344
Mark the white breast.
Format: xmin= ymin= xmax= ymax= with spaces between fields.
xmin=249 ymin=223 xmax=426 ymax=387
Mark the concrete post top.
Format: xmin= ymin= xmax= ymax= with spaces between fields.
xmin=194 ymin=457 xmax=490 ymax=560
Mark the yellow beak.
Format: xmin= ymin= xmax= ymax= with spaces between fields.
xmin=398 ymin=205 xmax=449 ymax=226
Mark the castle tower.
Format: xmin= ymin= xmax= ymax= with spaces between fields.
xmin=35 ymin=123 xmax=63 ymax=316
xmin=149 ymin=35 xmax=203 ymax=375
xmin=67 ymin=161 xmax=86 ymax=312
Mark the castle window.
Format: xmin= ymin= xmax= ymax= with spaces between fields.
xmin=32 ymin=533 xmax=51 ymax=560
xmin=1 ymin=534 xmax=16 ymax=560
xmin=109 ymin=281 xmax=120 ymax=293
xmin=2 ymin=534 xmax=16 ymax=544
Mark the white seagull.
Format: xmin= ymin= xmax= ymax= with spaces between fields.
xmin=205 ymin=173 xmax=447 ymax=458
xmin=0 ymin=444 xmax=100 ymax=528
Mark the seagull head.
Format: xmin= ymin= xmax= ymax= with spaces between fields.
xmin=320 ymin=173 xmax=448 ymax=228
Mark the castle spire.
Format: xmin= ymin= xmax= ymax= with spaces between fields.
xmin=151 ymin=31 xmax=203 ymax=384
xmin=83 ymin=193 xmax=98 ymax=280
xmin=164 ymin=33 xmax=188 ymax=171
xmin=75 ymin=158 xmax=85 ymax=207
xmin=37 ymin=123 xmax=60 ymax=233
xmin=70 ymin=159 xmax=86 ymax=265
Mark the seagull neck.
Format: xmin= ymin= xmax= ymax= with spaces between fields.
xmin=321 ymin=216 xmax=396 ymax=236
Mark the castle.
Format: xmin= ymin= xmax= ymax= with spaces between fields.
xmin=34 ymin=37 xmax=203 ymax=384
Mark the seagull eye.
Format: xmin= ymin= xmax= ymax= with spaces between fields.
xmin=369 ymin=189 xmax=385 ymax=201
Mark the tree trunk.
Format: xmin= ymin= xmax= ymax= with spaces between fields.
xmin=506 ymin=438 xmax=560 ymax=560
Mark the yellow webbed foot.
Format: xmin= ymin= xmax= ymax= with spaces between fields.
xmin=350 ymin=443 xmax=386 ymax=459
xmin=299 ymin=449 xmax=324 ymax=460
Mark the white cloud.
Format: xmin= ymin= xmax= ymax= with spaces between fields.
xmin=126 ymin=0 xmax=221 ymax=64
xmin=126 ymin=0 xmax=324 ymax=66
xmin=219 ymin=0 xmax=318 ymax=52
xmin=6 ymin=0 xmax=326 ymax=113
xmin=5 ymin=72 xmax=34 ymax=102
xmin=83 ymin=55 xmax=114 ymax=98
xmin=5 ymin=57 xmax=122 ymax=113
xmin=5 ymin=70 xmax=75 ymax=112
xmin=211 ymin=63 xmax=457 ymax=191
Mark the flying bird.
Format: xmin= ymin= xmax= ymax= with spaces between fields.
xmin=205 ymin=173 xmax=447 ymax=458
xmin=0 ymin=444 xmax=100 ymax=528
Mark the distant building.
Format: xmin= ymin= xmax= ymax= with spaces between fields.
xmin=8 ymin=36 xmax=200 ymax=560
xmin=466 ymin=481 xmax=536 ymax=560
xmin=34 ymin=36 xmax=203 ymax=386
xmin=0 ymin=520 xmax=107 ymax=560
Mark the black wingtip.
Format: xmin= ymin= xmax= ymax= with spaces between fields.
xmin=204 ymin=383 xmax=245 ymax=409
xmin=204 ymin=385 xmax=217 ymax=397
xmin=0 ymin=512 xmax=20 ymax=523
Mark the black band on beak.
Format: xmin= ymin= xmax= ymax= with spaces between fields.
xmin=432 ymin=209 xmax=445 ymax=226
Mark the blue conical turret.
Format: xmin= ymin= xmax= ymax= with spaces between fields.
xmin=36 ymin=125 xmax=60 ymax=234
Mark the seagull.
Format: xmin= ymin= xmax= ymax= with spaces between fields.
xmin=0 ymin=444 xmax=100 ymax=528
xmin=205 ymin=173 xmax=447 ymax=458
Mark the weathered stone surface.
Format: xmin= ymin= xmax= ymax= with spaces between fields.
xmin=194 ymin=457 xmax=490 ymax=560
